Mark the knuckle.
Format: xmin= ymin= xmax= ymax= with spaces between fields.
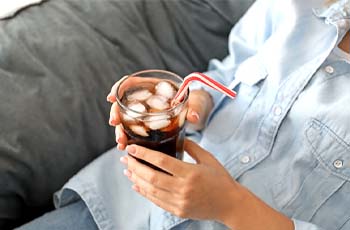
xmin=187 ymin=171 xmax=200 ymax=183
xmin=128 ymin=158 xmax=138 ymax=171
xmin=174 ymin=206 xmax=187 ymax=218
xmin=179 ymin=186 xmax=193 ymax=200
xmin=135 ymin=146 xmax=146 ymax=158
xmin=148 ymin=186 xmax=158 ymax=197
xmin=155 ymin=156 xmax=167 ymax=167
xmin=148 ymin=172 xmax=158 ymax=185
xmin=129 ymin=174 xmax=137 ymax=183
xmin=139 ymin=188 xmax=146 ymax=196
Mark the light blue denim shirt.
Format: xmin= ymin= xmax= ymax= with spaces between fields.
xmin=54 ymin=0 xmax=350 ymax=229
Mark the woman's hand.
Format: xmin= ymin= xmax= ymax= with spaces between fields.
xmin=107 ymin=78 xmax=214 ymax=150
xmin=120 ymin=139 xmax=294 ymax=230
xmin=120 ymin=138 xmax=239 ymax=222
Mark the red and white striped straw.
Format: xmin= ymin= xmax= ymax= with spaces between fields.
xmin=172 ymin=72 xmax=237 ymax=104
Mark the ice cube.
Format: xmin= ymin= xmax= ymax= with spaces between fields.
xmin=128 ymin=102 xmax=146 ymax=113
xmin=127 ymin=89 xmax=152 ymax=101
xmin=130 ymin=125 xmax=149 ymax=137
xmin=124 ymin=102 xmax=146 ymax=120
xmin=155 ymin=81 xmax=176 ymax=99
xmin=146 ymin=95 xmax=169 ymax=111
xmin=145 ymin=115 xmax=171 ymax=130
xmin=123 ymin=113 xmax=135 ymax=122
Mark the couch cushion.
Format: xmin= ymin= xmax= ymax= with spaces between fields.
xmin=0 ymin=0 xmax=254 ymax=228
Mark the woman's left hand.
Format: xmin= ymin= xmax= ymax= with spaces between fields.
xmin=120 ymin=138 xmax=240 ymax=222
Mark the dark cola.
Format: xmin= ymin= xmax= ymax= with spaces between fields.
xmin=118 ymin=77 xmax=188 ymax=171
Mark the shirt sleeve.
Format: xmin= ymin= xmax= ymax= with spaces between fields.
xmin=190 ymin=0 xmax=278 ymax=105
xmin=293 ymin=219 xmax=326 ymax=230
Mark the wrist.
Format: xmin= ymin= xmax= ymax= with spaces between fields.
xmin=219 ymin=184 xmax=294 ymax=230
xmin=216 ymin=182 xmax=246 ymax=227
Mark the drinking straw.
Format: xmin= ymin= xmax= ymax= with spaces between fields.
xmin=172 ymin=72 xmax=237 ymax=104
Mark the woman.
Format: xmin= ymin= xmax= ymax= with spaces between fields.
xmin=18 ymin=0 xmax=350 ymax=229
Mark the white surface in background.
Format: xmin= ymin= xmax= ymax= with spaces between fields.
xmin=0 ymin=0 xmax=44 ymax=19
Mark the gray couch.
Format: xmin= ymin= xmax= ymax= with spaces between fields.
xmin=0 ymin=0 xmax=254 ymax=228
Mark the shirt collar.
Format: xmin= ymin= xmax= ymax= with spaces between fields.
xmin=313 ymin=0 xmax=350 ymax=23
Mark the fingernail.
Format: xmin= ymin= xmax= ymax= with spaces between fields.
xmin=123 ymin=169 xmax=131 ymax=178
xmin=132 ymin=184 xmax=140 ymax=192
xmin=115 ymin=133 xmax=120 ymax=143
xmin=191 ymin=111 xmax=200 ymax=121
xmin=109 ymin=116 xmax=116 ymax=126
xmin=107 ymin=94 xmax=116 ymax=102
xmin=120 ymin=156 xmax=128 ymax=164
xmin=126 ymin=145 xmax=136 ymax=155
xmin=116 ymin=138 xmax=122 ymax=144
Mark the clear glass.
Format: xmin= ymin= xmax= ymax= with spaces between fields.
xmin=116 ymin=69 xmax=189 ymax=168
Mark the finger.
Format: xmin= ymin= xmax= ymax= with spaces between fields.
xmin=125 ymin=155 xmax=179 ymax=192
xmin=126 ymin=145 xmax=189 ymax=177
xmin=106 ymin=93 xmax=117 ymax=103
xmin=115 ymin=124 xmax=128 ymax=149
xmin=186 ymin=92 xmax=202 ymax=124
xmin=109 ymin=102 xmax=121 ymax=126
xmin=117 ymin=143 xmax=127 ymax=151
xmin=130 ymin=178 xmax=176 ymax=205
xmin=186 ymin=90 xmax=214 ymax=129
xmin=183 ymin=139 xmax=216 ymax=164
xmin=107 ymin=75 xmax=129 ymax=103
xmin=107 ymin=82 xmax=119 ymax=103
xmin=186 ymin=108 xmax=200 ymax=124
xmin=132 ymin=184 xmax=178 ymax=216
xmin=124 ymin=166 xmax=178 ymax=205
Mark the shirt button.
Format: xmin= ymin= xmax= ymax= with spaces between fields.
xmin=240 ymin=155 xmax=251 ymax=164
xmin=274 ymin=106 xmax=283 ymax=116
xmin=324 ymin=65 xmax=334 ymax=74
xmin=333 ymin=159 xmax=343 ymax=169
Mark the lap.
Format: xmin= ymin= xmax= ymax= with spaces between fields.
xmin=15 ymin=147 xmax=230 ymax=230
xmin=55 ymin=147 xmax=152 ymax=229
xmin=15 ymin=200 xmax=98 ymax=230
xmin=18 ymin=147 xmax=152 ymax=230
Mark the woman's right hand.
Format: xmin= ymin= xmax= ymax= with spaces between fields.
xmin=107 ymin=80 xmax=214 ymax=150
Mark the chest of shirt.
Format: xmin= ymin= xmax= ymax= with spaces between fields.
xmin=199 ymin=51 xmax=350 ymax=228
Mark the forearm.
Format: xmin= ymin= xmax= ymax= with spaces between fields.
xmin=220 ymin=184 xmax=294 ymax=230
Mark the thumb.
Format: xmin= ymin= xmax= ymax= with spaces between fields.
xmin=184 ymin=139 xmax=217 ymax=165
xmin=186 ymin=90 xmax=214 ymax=130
